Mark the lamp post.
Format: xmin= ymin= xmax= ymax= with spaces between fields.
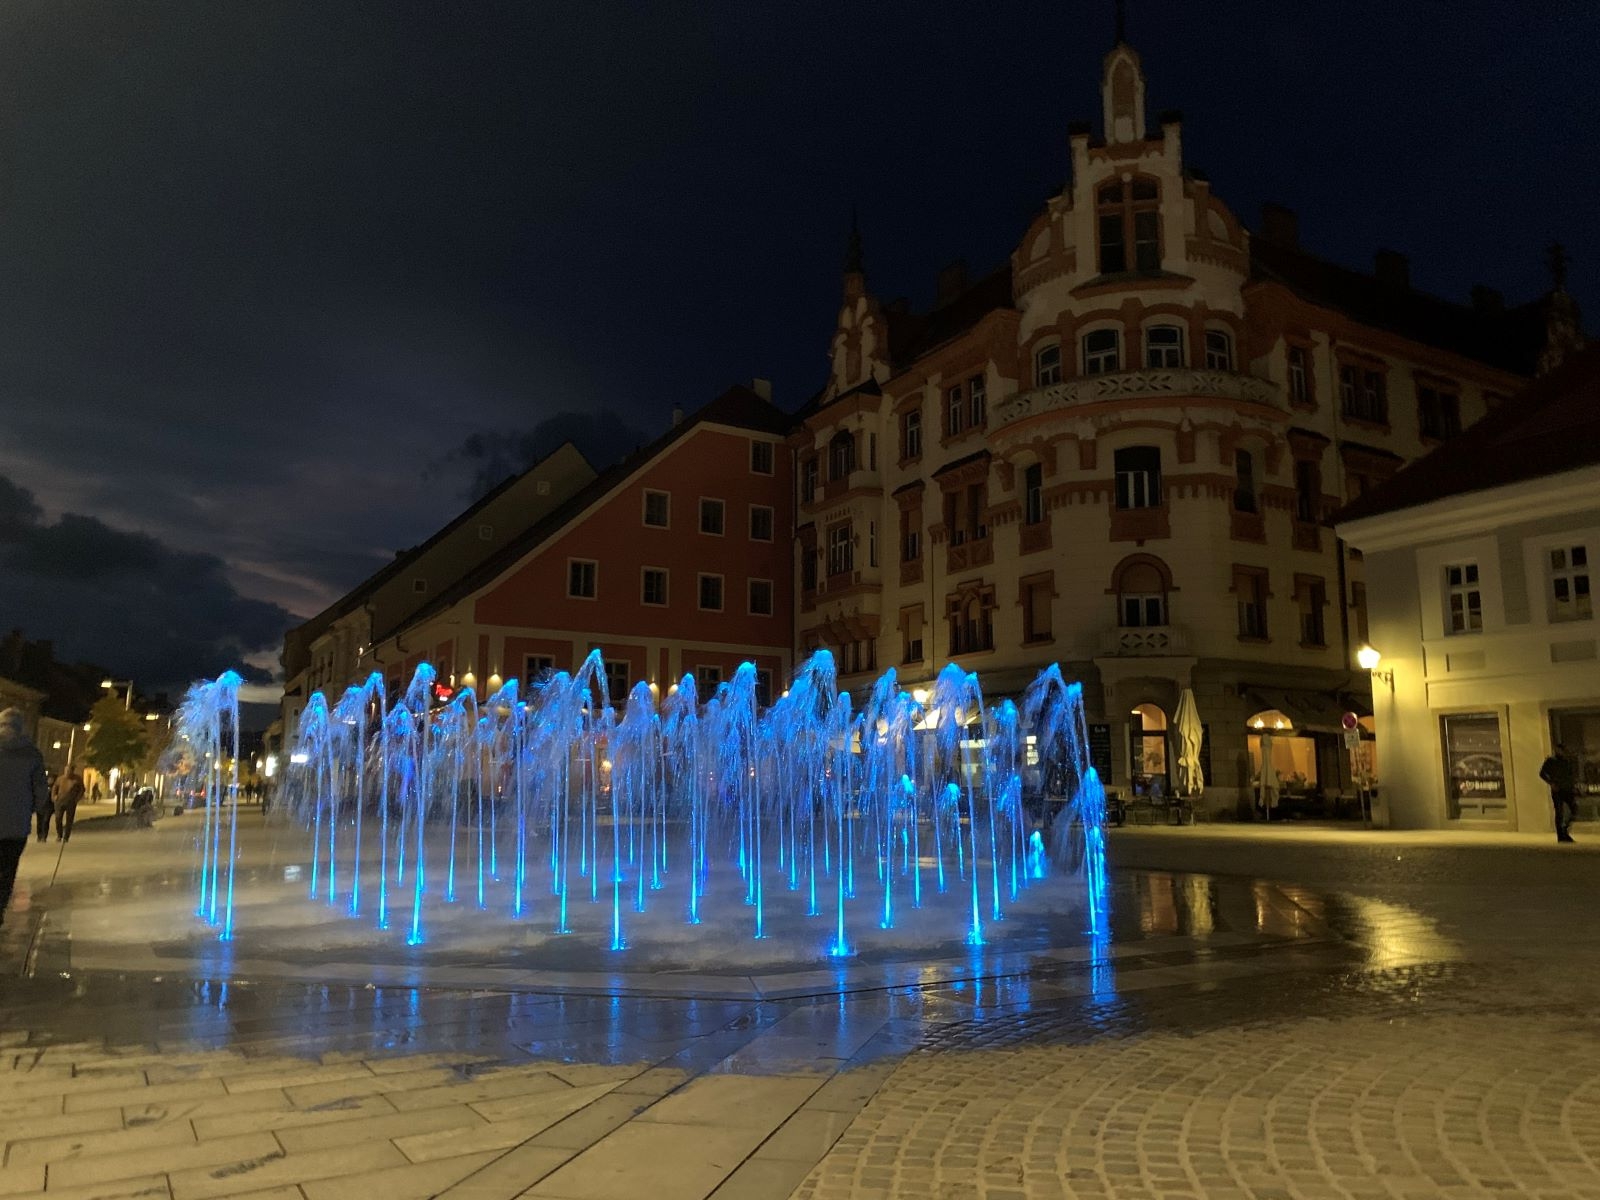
xmin=101 ymin=678 xmax=135 ymax=709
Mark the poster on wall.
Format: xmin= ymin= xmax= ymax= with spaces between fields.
xmin=1440 ymin=711 xmax=1507 ymax=817
xmin=1088 ymin=723 xmax=1113 ymax=780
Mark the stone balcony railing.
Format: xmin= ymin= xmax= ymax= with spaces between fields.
xmin=996 ymin=368 xmax=1278 ymax=426
xmin=1097 ymin=624 xmax=1192 ymax=657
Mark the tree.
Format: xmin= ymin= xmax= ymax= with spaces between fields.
xmin=83 ymin=696 xmax=150 ymax=791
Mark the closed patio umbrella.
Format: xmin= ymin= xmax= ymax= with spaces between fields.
xmin=1258 ymin=730 xmax=1279 ymax=816
xmin=1172 ymin=688 xmax=1205 ymax=800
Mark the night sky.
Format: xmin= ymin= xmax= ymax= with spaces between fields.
xmin=1 ymin=1 xmax=1595 ymax=697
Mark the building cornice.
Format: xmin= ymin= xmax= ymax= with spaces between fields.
xmin=1337 ymin=463 xmax=1600 ymax=552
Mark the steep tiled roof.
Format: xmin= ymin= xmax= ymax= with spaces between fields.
xmin=1335 ymin=342 xmax=1600 ymax=525
xmin=1249 ymin=237 xmax=1547 ymax=375
xmin=377 ymin=386 xmax=795 ymax=642
xmin=884 ymin=264 xmax=1015 ymax=372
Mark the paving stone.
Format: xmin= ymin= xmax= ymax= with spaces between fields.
xmin=299 ymin=1150 xmax=500 ymax=1200
xmin=167 ymin=1138 xmax=407 ymax=1200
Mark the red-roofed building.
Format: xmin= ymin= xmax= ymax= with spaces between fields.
xmin=792 ymin=38 xmax=1565 ymax=815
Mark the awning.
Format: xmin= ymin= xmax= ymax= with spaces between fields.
xmin=1245 ymin=687 xmax=1371 ymax=735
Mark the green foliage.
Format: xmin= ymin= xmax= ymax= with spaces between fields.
xmin=83 ymin=695 xmax=150 ymax=777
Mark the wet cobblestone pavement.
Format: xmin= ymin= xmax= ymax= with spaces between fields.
xmin=1 ymin=815 xmax=1597 ymax=1198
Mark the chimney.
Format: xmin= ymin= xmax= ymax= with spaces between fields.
xmin=750 ymin=378 xmax=773 ymax=402
xmin=935 ymin=259 xmax=969 ymax=306
xmin=1374 ymin=249 xmax=1410 ymax=289
xmin=1259 ymin=203 xmax=1298 ymax=248
xmin=1470 ymin=284 xmax=1505 ymax=315
xmin=670 ymin=405 xmax=685 ymax=428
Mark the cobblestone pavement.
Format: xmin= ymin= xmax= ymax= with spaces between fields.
xmin=1 ymin=818 xmax=1597 ymax=1199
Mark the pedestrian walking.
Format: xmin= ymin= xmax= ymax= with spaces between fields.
xmin=51 ymin=763 xmax=86 ymax=843
xmin=1539 ymin=742 xmax=1580 ymax=843
xmin=0 ymin=708 xmax=51 ymax=928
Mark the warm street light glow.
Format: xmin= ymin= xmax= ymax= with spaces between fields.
xmin=1356 ymin=644 xmax=1383 ymax=670
xmin=912 ymin=688 xmax=930 ymax=705
xmin=144 ymin=713 xmax=159 ymax=721
xmin=101 ymin=679 xmax=114 ymax=688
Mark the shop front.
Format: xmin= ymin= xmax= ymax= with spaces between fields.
xmin=1245 ymin=688 xmax=1375 ymax=819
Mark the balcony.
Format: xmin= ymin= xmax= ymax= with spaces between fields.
xmin=945 ymin=531 xmax=993 ymax=574
xmin=1098 ymin=624 xmax=1192 ymax=657
xmin=995 ymin=367 xmax=1278 ymax=426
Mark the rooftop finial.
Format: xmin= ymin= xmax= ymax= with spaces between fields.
xmin=844 ymin=207 xmax=864 ymax=276
xmin=1548 ymin=241 xmax=1569 ymax=292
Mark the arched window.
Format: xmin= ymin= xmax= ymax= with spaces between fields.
xmin=1144 ymin=324 xmax=1184 ymax=368
xmin=1204 ymin=328 xmax=1234 ymax=371
xmin=1035 ymin=343 xmax=1062 ymax=387
xmin=828 ymin=430 xmax=855 ymax=481
xmin=946 ymin=582 xmax=996 ymax=655
xmin=1097 ymin=178 xmax=1161 ymax=274
xmin=1113 ymin=555 xmax=1171 ymax=628
xmin=1083 ymin=328 xmax=1121 ymax=375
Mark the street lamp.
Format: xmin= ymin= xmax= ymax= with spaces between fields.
xmin=101 ymin=678 xmax=135 ymax=709
xmin=1357 ymin=644 xmax=1394 ymax=691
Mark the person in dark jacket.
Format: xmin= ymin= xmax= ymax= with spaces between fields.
xmin=51 ymin=763 xmax=86 ymax=843
xmin=0 ymin=708 xmax=52 ymax=927
xmin=1539 ymin=743 xmax=1580 ymax=843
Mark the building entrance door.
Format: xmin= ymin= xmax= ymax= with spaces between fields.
xmin=1550 ymin=707 xmax=1600 ymax=823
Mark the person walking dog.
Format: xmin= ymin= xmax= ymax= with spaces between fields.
xmin=0 ymin=708 xmax=51 ymax=927
xmin=1539 ymin=742 xmax=1580 ymax=843
xmin=51 ymin=763 xmax=86 ymax=843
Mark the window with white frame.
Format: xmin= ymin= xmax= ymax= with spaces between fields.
xmin=1144 ymin=325 xmax=1184 ymax=368
xmin=1547 ymin=544 xmax=1592 ymax=622
xmin=697 ymin=573 xmax=724 ymax=611
xmin=567 ymin=560 xmax=597 ymax=599
xmin=827 ymin=522 xmax=853 ymax=577
xmin=749 ymin=504 xmax=774 ymax=541
xmin=901 ymin=408 xmax=922 ymax=460
xmin=1114 ymin=446 xmax=1162 ymax=510
xmin=1444 ymin=563 xmax=1482 ymax=634
xmin=641 ymin=567 xmax=668 ymax=606
xmin=748 ymin=578 xmax=774 ymax=616
xmin=1287 ymin=344 xmax=1312 ymax=405
xmin=699 ymin=498 xmax=725 ymax=535
xmin=968 ymin=375 xmax=987 ymax=428
xmin=945 ymin=386 xmax=963 ymax=437
xmin=1083 ymin=328 xmax=1121 ymax=375
xmin=1035 ymin=343 xmax=1062 ymax=386
xmin=1204 ymin=329 xmax=1234 ymax=371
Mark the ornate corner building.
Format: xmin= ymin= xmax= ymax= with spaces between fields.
xmin=791 ymin=39 xmax=1556 ymax=809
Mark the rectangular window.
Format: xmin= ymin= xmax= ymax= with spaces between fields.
xmin=1418 ymin=385 xmax=1462 ymax=440
xmin=698 ymin=665 xmax=723 ymax=691
xmin=699 ymin=498 xmax=725 ymax=535
xmin=1022 ymin=575 xmax=1053 ymax=643
xmin=748 ymin=578 xmax=774 ymax=616
xmin=1297 ymin=576 xmax=1328 ymax=647
xmin=901 ymin=408 xmax=923 ymax=460
xmin=698 ymin=573 xmax=724 ymax=612
xmin=1120 ymin=593 xmax=1166 ymax=627
xmin=1233 ymin=450 xmax=1258 ymax=513
xmin=1338 ymin=364 xmax=1359 ymax=414
xmin=1035 ymin=344 xmax=1063 ymax=386
xmin=868 ymin=520 xmax=877 ymax=567
xmin=641 ymin=567 xmax=668 ymax=607
xmin=1024 ymin=463 xmax=1045 ymax=525
xmin=946 ymin=387 xmax=963 ymax=437
xmin=1145 ymin=325 xmax=1184 ymax=368
xmin=749 ymin=505 xmax=774 ymax=541
xmin=567 ymin=560 xmax=597 ymax=600
xmin=1548 ymin=545 xmax=1591 ymax=623
xmin=1440 ymin=712 xmax=1508 ymax=819
xmin=1287 ymin=344 xmax=1311 ymax=405
xmin=1098 ymin=212 xmax=1126 ymax=274
xmin=1294 ymin=459 xmax=1321 ymax=524
xmin=1234 ymin=567 xmax=1269 ymax=640
xmin=1114 ymin=446 xmax=1162 ymax=510
xmin=801 ymin=458 xmax=818 ymax=503
xmin=750 ymin=440 xmax=774 ymax=474
xmin=603 ymin=659 xmax=630 ymax=701
xmin=1444 ymin=562 xmax=1482 ymax=635
xmin=523 ymin=654 xmax=555 ymax=681
xmin=827 ymin=523 xmax=853 ymax=577
xmin=1083 ymin=329 xmax=1120 ymax=375
xmin=901 ymin=605 xmax=925 ymax=664
xmin=754 ymin=669 xmax=773 ymax=708
xmin=1133 ymin=210 xmax=1160 ymax=271
xmin=1204 ymin=329 xmax=1234 ymax=371
xmin=642 ymin=490 xmax=670 ymax=528
xmin=968 ymin=376 xmax=987 ymax=428
xmin=1343 ymin=365 xmax=1390 ymax=423
xmin=900 ymin=505 xmax=921 ymax=562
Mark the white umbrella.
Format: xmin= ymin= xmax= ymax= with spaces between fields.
xmin=1258 ymin=730 xmax=1279 ymax=815
xmin=1172 ymin=688 xmax=1205 ymax=800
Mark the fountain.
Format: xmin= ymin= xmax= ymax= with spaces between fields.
xmin=177 ymin=651 xmax=1109 ymax=963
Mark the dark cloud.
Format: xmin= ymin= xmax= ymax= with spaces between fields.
xmin=0 ymin=474 xmax=292 ymax=692
xmin=434 ymin=410 xmax=650 ymax=501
